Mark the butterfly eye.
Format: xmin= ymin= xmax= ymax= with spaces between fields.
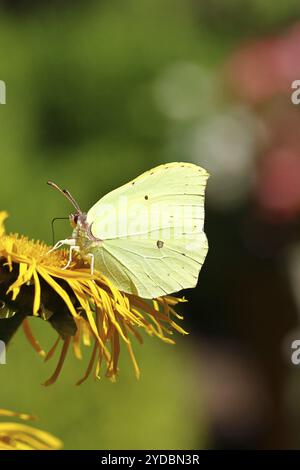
xmin=73 ymin=214 xmax=79 ymax=224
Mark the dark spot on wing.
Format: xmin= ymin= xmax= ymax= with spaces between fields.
xmin=157 ymin=240 xmax=164 ymax=249
xmin=145 ymin=195 xmax=149 ymax=200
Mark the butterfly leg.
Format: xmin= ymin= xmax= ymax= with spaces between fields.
xmin=86 ymin=253 xmax=95 ymax=275
xmin=62 ymin=245 xmax=80 ymax=270
xmin=47 ymin=240 xmax=64 ymax=254
xmin=47 ymin=238 xmax=76 ymax=254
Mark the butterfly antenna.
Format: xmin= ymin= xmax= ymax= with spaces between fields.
xmin=47 ymin=181 xmax=82 ymax=213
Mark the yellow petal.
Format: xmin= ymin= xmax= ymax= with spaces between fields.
xmin=32 ymin=269 xmax=41 ymax=316
xmin=0 ymin=423 xmax=62 ymax=450
xmin=37 ymin=267 xmax=78 ymax=318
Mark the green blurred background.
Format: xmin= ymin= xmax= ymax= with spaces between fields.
xmin=1 ymin=0 xmax=300 ymax=450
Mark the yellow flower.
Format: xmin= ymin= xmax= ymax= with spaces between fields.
xmin=0 ymin=211 xmax=187 ymax=384
xmin=0 ymin=409 xmax=62 ymax=450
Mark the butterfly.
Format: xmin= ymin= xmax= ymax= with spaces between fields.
xmin=48 ymin=162 xmax=209 ymax=299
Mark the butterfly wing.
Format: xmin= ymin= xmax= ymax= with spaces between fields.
xmin=86 ymin=162 xmax=209 ymax=298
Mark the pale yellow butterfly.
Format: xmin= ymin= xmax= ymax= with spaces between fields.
xmin=48 ymin=162 xmax=209 ymax=299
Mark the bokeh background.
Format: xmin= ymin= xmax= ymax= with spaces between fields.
xmin=1 ymin=0 xmax=300 ymax=449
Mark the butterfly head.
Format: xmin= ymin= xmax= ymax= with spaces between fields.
xmin=69 ymin=212 xmax=87 ymax=229
xmin=47 ymin=181 xmax=92 ymax=243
